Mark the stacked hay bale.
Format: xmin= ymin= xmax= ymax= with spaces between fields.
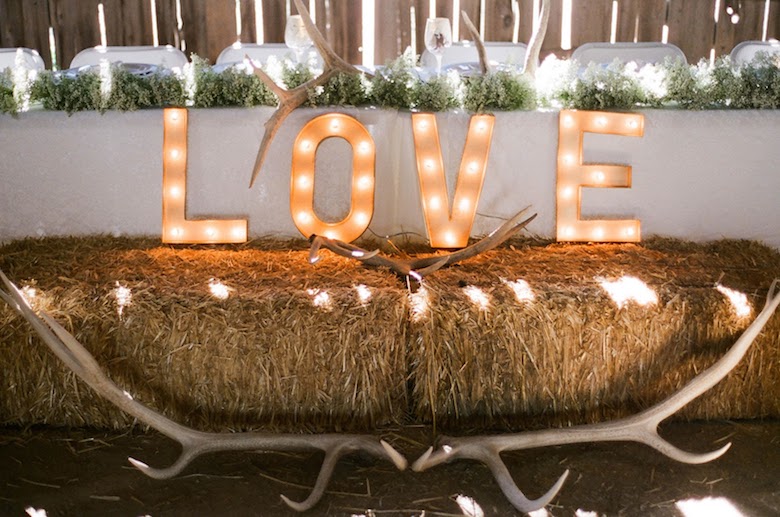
xmin=1 ymin=236 xmax=778 ymax=432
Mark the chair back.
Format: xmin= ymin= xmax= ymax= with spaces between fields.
xmin=216 ymin=42 xmax=322 ymax=67
xmin=730 ymin=40 xmax=780 ymax=66
xmin=69 ymin=45 xmax=188 ymax=69
xmin=0 ymin=48 xmax=45 ymax=72
xmin=421 ymin=41 xmax=528 ymax=70
xmin=571 ymin=42 xmax=686 ymax=68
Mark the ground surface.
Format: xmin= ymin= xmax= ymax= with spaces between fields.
xmin=1 ymin=421 xmax=778 ymax=516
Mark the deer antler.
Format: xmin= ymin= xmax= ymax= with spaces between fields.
xmin=460 ymin=11 xmax=489 ymax=75
xmin=0 ymin=271 xmax=407 ymax=512
xmin=248 ymin=0 xmax=370 ymax=188
xmin=412 ymin=279 xmax=780 ymax=513
xmin=308 ymin=209 xmax=537 ymax=281
xmin=523 ymin=0 xmax=551 ymax=78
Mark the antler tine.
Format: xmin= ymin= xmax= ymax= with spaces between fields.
xmin=0 ymin=270 xmax=408 ymax=512
xmin=461 ymin=11 xmax=489 ymax=75
xmin=523 ymin=0 xmax=551 ymax=78
xmin=293 ymin=0 xmax=362 ymax=75
xmin=413 ymin=281 xmax=780 ymax=509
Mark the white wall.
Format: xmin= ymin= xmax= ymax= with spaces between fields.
xmin=1 ymin=107 xmax=779 ymax=248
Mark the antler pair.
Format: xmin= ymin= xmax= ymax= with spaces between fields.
xmin=0 ymin=271 xmax=407 ymax=512
xmin=411 ymin=279 xmax=780 ymax=513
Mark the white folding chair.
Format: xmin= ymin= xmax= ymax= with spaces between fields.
xmin=571 ymin=42 xmax=686 ymax=69
xmin=216 ymin=42 xmax=322 ymax=68
xmin=421 ymin=41 xmax=528 ymax=71
xmin=0 ymin=48 xmax=45 ymax=72
xmin=69 ymin=45 xmax=188 ymax=70
xmin=730 ymin=40 xmax=780 ymax=66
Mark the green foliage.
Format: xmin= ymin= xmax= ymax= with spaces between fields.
xmin=732 ymin=52 xmax=780 ymax=109
xmin=0 ymin=69 xmax=16 ymax=114
xmin=307 ymin=72 xmax=370 ymax=106
xmin=282 ymin=62 xmax=315 ymax=89
xmin=369 ymin=51 xmax=416 ymax=109
xmin=463 ymin=70 xmax=535 ymax=112
xmin=564 ymin=61 xmax=648 ymax=110
xmin=412 ymin=73 xmax=461 ymax=112
xmin=30 ymin=70 xmax=102 ymax=113
xmin=193 ymin=60 xmax=276 ymax=108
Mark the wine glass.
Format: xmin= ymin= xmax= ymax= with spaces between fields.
xmin=424 ymin=18 xmax=452 ymax=76
xmin=285 ymin=14 xmax=313 ymax=65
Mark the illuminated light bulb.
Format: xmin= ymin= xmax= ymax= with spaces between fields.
xmin=593 ymin=227 xmax=605 ymax=240
xmin=21 ymin=285 xmax=37 ymax=303
xmin=409 ymin=285 xmax=430 ymax=322
xmin=476 ymin=121 xmax=487 ymax=132
xmin=593 ymin=170 xmax=605 ymax=183
xmin=563 ymin=115 xmax=574 ymax=127
xmin=171 ymin=227 xmax=183 ymax=238
xmin=599 ymin=276 xmax=658 ymax=309
xmin=429 ymin=196 xmax=441 ymax=210
xmin=358 ymin=141 xmax=372 ymax=154
xmin=297 ymin=175 xmax=311 ymax=188
xmin=424 ymin=159 xmax=435 ymax=170
xmin=209 ymin=279 xmax=231 ymax=300
xmin=502 ymin=278 xmax=535 ymax=303
xmin=169 ymin=111 xmax=180 ymax=122
xmin=169 ymin=186 xmax=182 ymax=198
xmin=330 ymin=119 xmax=340 ymax=131
xmin=231 ymin=226 xmax=245 ymax=239
xmin=355 ymin=211 xmax=369 ymax=225
xmin=563 ymin=154 xmax=575 ymax=165
xmin=716 ymin=284 xmax=752 ymax=318
xmin=307 ymin=288 xmax=333 ymax=310
xmin=324 ymin=230 xmax=337 ymax=239
xmin=561 ymin=186 xmax=574 ymax=199
xmin=458 ymin=198 xmax=471 ymax=211
xmin=300 ymin=140 xmax=312 ymax=151
xmin=595 ymin=116 xmax=608 ymax=127
xmin=463 ymin=285 xmax=490 ymax=311
xmin=206 ymin=227 xmax=217 ymax=238
xmin=563 ymin=226 xmax=575 ymax=238
xmin=113 ymin=282 xmax=132 ymax=318
xmin=170 ymin=149 xmax=181 ymax=159
xmin=625 ymin=226 xmax=635 ymax=237
xmin=357 ymin=175 xmax=372 ymax=190
xmin=354 ymin=284 xmax=372 ymax=304
xmin=416 ymin=119 xmax=429 ymax=131
xmin=444 ymin=231 xmax=456 ymax=246
xmin=468 ymin=161 xmax=479 ymax=174
xmin=627 ymin=119 xmax=639 ymax=129
xmin=297 ymin=211 xmax=312 ymax=223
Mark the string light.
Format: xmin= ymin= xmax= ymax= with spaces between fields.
xmin=354 ymin=284 xmax=372 ymax=305
xmin=503 ymin=278 xmax=535 ymax=303
xmin=716 ymin=284 xmax=752 ymax=318
xmin=209 ymin=278 xmax=232 ymax=300
xmin=307 ymin=288 xmax=333 ymax=311
xmin=463 ymin=285 xmax=490 ymax=311
xmin=112 ymin=282 xmax=132 ymax=318
xmin=409 ymin=285 xmax=430 ymax=322
xmin=599 ymin=276 xmax=658 ymax=309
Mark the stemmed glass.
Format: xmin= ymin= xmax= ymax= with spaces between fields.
xmin=424 ymin=17 xmax=452 ymax=76
xmin=285 ymin=14 xmax=313 ymax=65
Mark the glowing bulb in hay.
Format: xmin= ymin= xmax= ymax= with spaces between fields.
xmin=409 ymin=285 xmax=430 ymax=322
xmin=463 ymin=285 xmax=490 ymax=311
xmin=209 ymin=279 xmax=232 ymax=300
xmin=502 ymin=278 xmax=535 ymax=303
xmin=716 ymin=284 xmax=752 ymax=319
xmin=291 ymin=113 xmax=375 ymax=242
xmin=411 ymin=113 xmax=494 ymax=248
xmin=354 ymin=284 xmax=372 ymax=305
xmin=557 ymin=110 xmax=643 ymax=243
xmin=306 ymin=288 xmax=333 ymax=311
xmin=455 ymin=495 xmax=485 ymax=517
xmin=112 ymin=282 xmax=132 ymax=318
xmin=599 ymin=276 xmax=658 ymax=309
xmin=162 ymin=108 xmax=247 ymax=244
xmin=675 ymin=497 xmax=744 ymax=517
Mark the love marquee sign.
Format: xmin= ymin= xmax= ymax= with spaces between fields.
xmin=161 ymin=108 xmax=644 ymax=248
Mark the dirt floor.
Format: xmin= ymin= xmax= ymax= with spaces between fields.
xmin=1 ymin=421 xmax=778 ymax=516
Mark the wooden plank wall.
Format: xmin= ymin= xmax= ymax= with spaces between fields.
xmin=0 ymin=0 xmax=778 ymax=70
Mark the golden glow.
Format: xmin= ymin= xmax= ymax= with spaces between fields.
xmin=599 ymin=276 xmax=658 ymax=309
xmin=162 ymin=108 xmax=247 ymax=244
xmin=716 ymin=284 xmax=752 ymax=318
xmin=291 ymin=113 xmax=375 ymax=242
xmin=455 ymin=494 xmax=485 ymax=517
xmin=412 ymin=113 xmax=495 ymax=248
xmin=354 ymin=284 xmax=372 ymax=305
xmin=112 ymin=282 xmax=132 ymax=318
xmin=409 ymin=285 xmax=430 ymax=322
xmin=307 ymin=288 xmax=333 ymax=311
xmin=556 ymin=110 xmax=643 ymax=243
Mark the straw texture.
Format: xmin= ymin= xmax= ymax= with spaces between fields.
xmin=1 ymin=236 xmax=778 ymax=431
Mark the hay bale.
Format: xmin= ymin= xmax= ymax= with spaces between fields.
xmin=1 ymin=236 xmax=779 ymax=432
